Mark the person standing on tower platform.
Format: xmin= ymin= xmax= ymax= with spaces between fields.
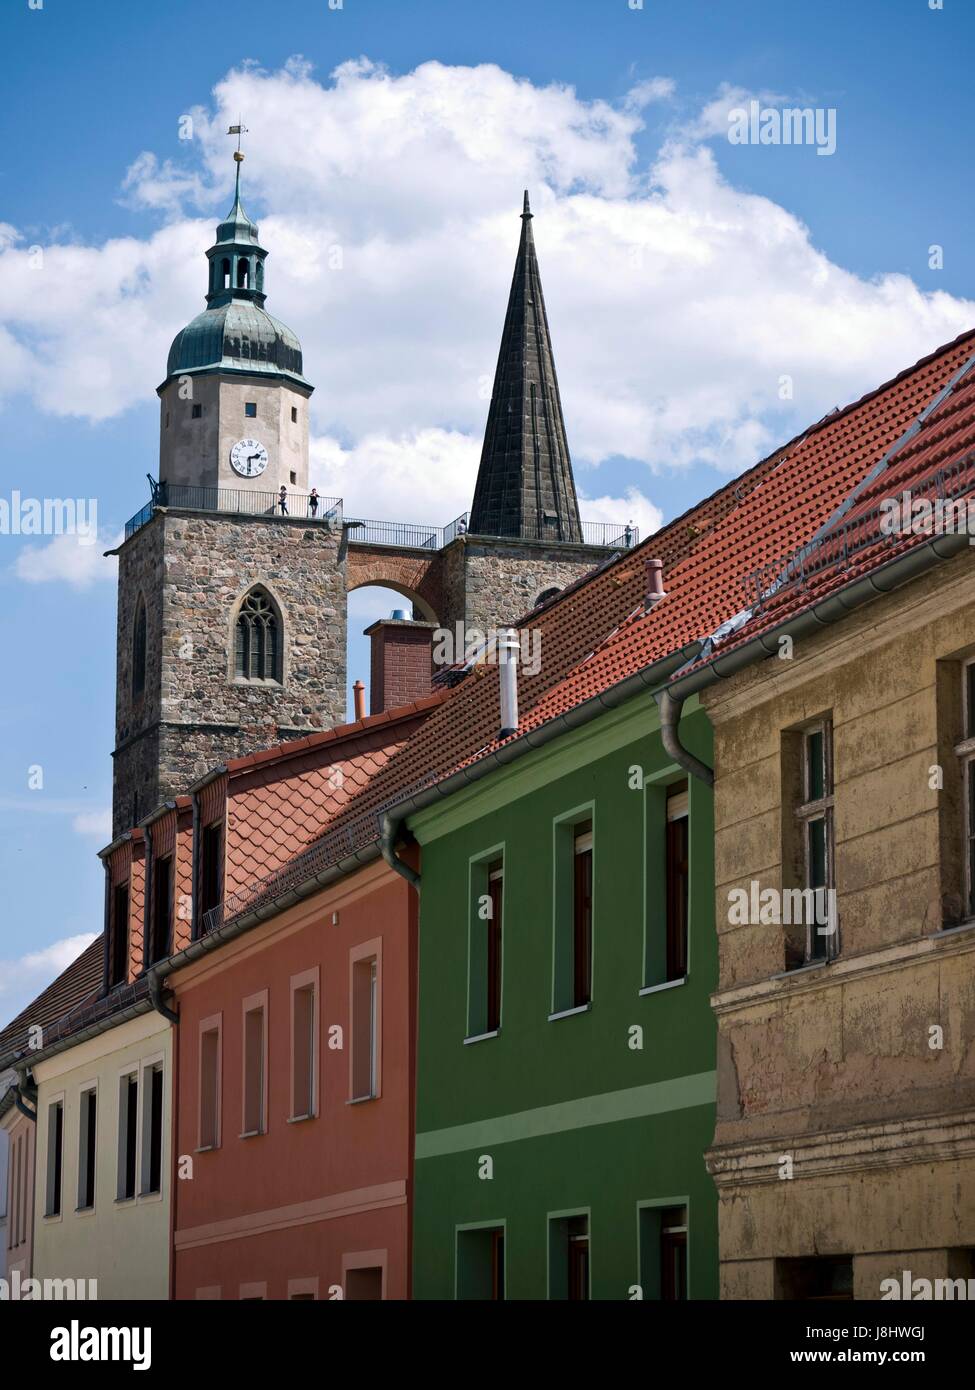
xmin=309 ymin=488 xmax=319 ymax=517
xmin=279 ymin=485 xmax=288 ymax=515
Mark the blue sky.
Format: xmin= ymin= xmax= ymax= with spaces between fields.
xmin=1 ymin=0 xmax=973 ymax=1023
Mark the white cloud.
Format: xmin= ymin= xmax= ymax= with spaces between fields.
xmin=0 ymin=57 xmax=972 ymax=507
xmin=72 ymin=809 xmax=112 ymax=839
xmin=14 ymin=532 xmax=119 ymax=589
xmin=311 ymin=426 xmax=662 ymax=540
xmin=680 ymin=82 xmax=790 ymax=142
xmin=577 ymin=487 xmax=663 ymax=540
xmin=0 ymin=934 xmax=98 ymax=1031
xmin=623 ymin=77 xmax=677 ymax=113
xmin=311 ymin=427 xmax=480 ymax=524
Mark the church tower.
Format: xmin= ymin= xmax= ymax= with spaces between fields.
xmin=111 ymin=157 xmax=347 ymax=837
xmin=111 ymin=179 xmax=633 ymax=835
xmin=158 ymin=159 xmax=311 ymax=497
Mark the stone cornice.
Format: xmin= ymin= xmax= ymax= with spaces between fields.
xmin=706 ymin=1107 xmax=975 ymax=1186
xmin=711 ymin=919 xmax=975 ymax=1017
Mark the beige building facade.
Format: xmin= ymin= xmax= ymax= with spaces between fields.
xmin=31 ymin=1012 xmax=173 ymax=1301
xmin=700 ymin=547 xmax=975 ymax=1300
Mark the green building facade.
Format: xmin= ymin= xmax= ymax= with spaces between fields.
xmin=409 ymin=691 xmax=719 ymax=1300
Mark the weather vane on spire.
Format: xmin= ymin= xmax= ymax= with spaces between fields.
xmin=227 ymin=119 xmax=249 ymax=164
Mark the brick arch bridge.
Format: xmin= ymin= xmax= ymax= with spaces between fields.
xmin=345 ymin=543 xmax=445 ymax=624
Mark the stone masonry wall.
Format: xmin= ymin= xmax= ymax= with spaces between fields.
xmin=450 ymin=536 xmax=610 ymax=633
xmin=113 ymin=508 xmax=347 ymax=835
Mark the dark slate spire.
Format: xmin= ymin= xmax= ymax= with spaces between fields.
xmin=469 ymin=192 xmax=583 ymax=542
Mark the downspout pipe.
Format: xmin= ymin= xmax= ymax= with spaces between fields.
xmin=13 ymin=1065 xmax=37 ymax=1124
xmin=147 ymin=969 xmax=179 ymax=1025
xmin=381 ymin=811 xmax=420 ymax=889
xmin=14 ymin=1088 xmax=36 ymax=1124
xmin=654 ymin=687 xmax=714 ymax=789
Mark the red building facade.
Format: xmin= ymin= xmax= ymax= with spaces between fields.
xmin=169 ymin=854 xmax=419 ymax=1300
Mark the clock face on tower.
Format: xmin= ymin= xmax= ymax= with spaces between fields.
xmin=230 ymin=438 xmax=269 ymax=478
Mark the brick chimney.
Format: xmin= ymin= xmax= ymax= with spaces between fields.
xmin=364 ymin=610 xmax=438 ymax=714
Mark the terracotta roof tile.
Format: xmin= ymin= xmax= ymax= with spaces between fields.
xmin=0 ymin=937 xmax=104 ymax=1067
xmin=213 ymin=327 xmax=975 ymax=929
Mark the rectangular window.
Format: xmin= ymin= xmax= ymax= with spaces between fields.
xmin=243 ymin=997 xmax=267 ymax=1136
xmin=291 ymin=972 xmax=318 ymax=1121
xmin=783 ymin=719 xmax=837 ymax=968
xmin=456 ymin=1226 xmax=505 ymax=1300
xmin=345 ymin=1266 xmax=383 ymax=1300
xmin=291 ymin=406 xmax=298 ymax=423
xmin=117 ymin=1072 xmax=138 ymax=1200
xmin=552 ymin=811 xmax=595 ymax=1015
xmin=665 ymin=785 xmax=689 ymax=981
xmin=289 ymin=470 xmax=297 ymax=485
xmin=45 ymin=1100 xmax=64 ymax=1217
xmin=351 ymin=950 xmax=380 ymax=1101
xmin=110 ymin=882 xmax=129 ymax=987
xmin=953 ymin=659 xmax=975 ymax=920
xmin=77 ymin=1087 xmax=97 ymax=1211
xmin=12 ymin=1136 xmax=18 ymax=1244
xmin=198 ymin=1018 xmax=221 ymax=1150
xmin=776 ymin=1255 xmax=853 ymax=1300
xmin=572 ymin=822 xmax=593 ymax=1007
xmin=468 ymin=854 xmax=503 ymax=1038
xmin=198 ymin=821 xmax=223 ymax=927
xmin=660 ymin=1206 xmax=688 ymax=1299
xmin=150 ymin=854 xmax=173 ymax=965
xmin=548 ymin=1213 xmax=589 ymax=1300
xmin=486 ymin=864 xmax=503 ymax=1032
xmin=141 ymin=1063 xmax=163 ymax=1195
xmin=244 ymin=402 xmax=257 ymax=418
xmin=191 ymin=403 xmax=202 ymax=419
xmin=8 ymin=1135 xmax=18 ymax=1247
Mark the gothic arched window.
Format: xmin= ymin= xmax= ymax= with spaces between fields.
xmin=132 ymin=597 xmax=147 ymax=699
xmin=234 ymin=588 xmax=282 ymax=683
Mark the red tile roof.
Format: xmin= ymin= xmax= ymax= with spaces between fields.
xmin=178 ymin=325 xmax=975 ymax=932
xmin=687 ymin=341 xmax=975 ymax=666
xmin=224 ymin=705 xmax=437 ymax=896
xmin=0 ymin=937 xmax=104 ymax=1068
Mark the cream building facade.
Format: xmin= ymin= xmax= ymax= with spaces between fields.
xmin=31 ymin=1012 xmax=173 ymax=1301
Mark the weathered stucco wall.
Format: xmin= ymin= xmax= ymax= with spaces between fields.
xmin=702 ymin=548 xmax=975 ymax=1297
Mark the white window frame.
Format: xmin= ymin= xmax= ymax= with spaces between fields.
xmin=139 ymin=1054 xmax=165 ymax=1200
xmin=116 ymin=1067 xmax=139 ymax=1203
xmin=955 ymin=657 xmax=975 ymax=919
xmin=793 ymin=719 xmax=838 ymax=963
xmin=76 ymin=1080 xmax=98 ymax=1214
xmin=43 ymin=1092 xmax=65 ymax=1222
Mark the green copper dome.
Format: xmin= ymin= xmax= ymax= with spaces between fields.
xmin=163 ymin=165 xmax=309 ymax=388
xmin=166 ymin=302 xmax=307 ymax=383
